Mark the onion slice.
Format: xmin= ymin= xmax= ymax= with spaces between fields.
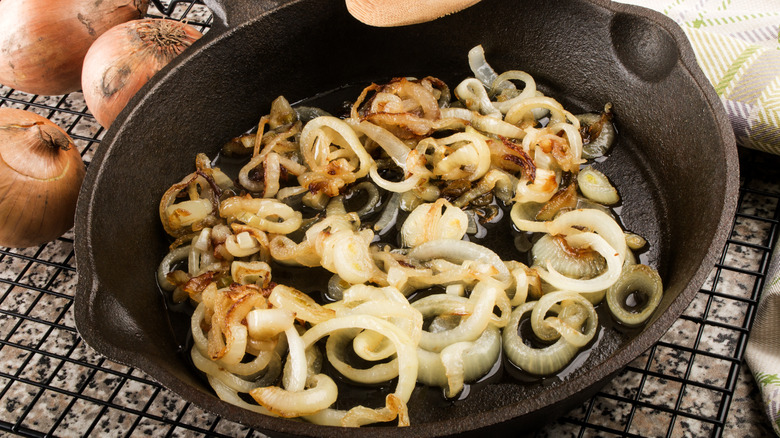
xmin=250 ymin=373 xmax=338 ymax=418
xmin=408 ymin=239 xmax=511 ymax=286
xmin=578 ymin=166 xmax=620 ymax=205
xmin=503 ymin=302 xmax=581 ymax=376
xmin=530 ymin=290 xmax=598 ymax=347
xmin=536 ymin=232 xmax=622 ymax=293
xmin=606 ymin=264 xmax=663 ymax=326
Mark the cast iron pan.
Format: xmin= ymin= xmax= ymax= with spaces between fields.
xmin=73 ymin=0 xmax=739 ymax=436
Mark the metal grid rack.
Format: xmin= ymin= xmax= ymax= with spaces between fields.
xmin=0 ymin=2 xmax=778 ymax=437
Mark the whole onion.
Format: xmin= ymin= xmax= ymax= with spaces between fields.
xmin=0 ymin=108 xmax=86 ymax=248
xmin=82 ymin=19 xmax=203 ymax=128
xmin=0 ymin=0 xmax=149 ymax=96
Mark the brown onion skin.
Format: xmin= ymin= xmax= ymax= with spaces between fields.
xmin=0 ymin=0 xmax=149 ymax=96
xmin=0 ymin=109 xmax=86 ymax=248
xmin=82 ymin=19 xmax=203 ymax=128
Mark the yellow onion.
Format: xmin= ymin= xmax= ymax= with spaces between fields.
xmin=82 ymin=19 xmax=202 ymax=128
xmin=0 ymin=0 xmax=148 ymax=96
xmin=0 ymin=108 xmax=86 ymax=247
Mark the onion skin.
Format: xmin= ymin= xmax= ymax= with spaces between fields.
xmin=0 ymin=0 xmax=149 ymax=96
xmin=82 ymin=18 xmax=202 ymax=128
xmin=0 ymin=109 xmax=86 ymax=248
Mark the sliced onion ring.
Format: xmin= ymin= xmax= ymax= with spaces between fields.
xmin=536 ymin=232 xmax=622 ymax=293
xmin=530 ymin=290 xmax=598 ymax=347
xmin=547 ymin=208 xmax=628 ymax=263
xmin=606 ymin=264 xmax=663 ymax=326
xmin=250 ymin=373 xmax=338 ymax=418
xmin=408 ymin=239 xmax=511 ymax=286
xmin=326 ymin=328 xmax=400 ymax=384
xmin=297 ymin=314 xmax=418 ymax=426
xmin=502 ymin=302 xmax=580 ymax=376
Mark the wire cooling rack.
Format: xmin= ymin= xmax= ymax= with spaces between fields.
xmin=0 ymin=1 xmax=778 ymax=437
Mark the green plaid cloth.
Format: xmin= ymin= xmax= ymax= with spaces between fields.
xmin=620 ymin=0 xmax=780 ymax=154
xmin=747 ymin=257 xmax=780 ymax=435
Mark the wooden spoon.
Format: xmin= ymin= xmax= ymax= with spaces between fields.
xmin=345 ymin=0 xmax=482 ymax=27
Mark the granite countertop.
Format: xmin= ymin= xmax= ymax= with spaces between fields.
xmin=1 ymin=3 xmax=779 ymax=436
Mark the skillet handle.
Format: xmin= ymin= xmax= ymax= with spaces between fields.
xmin=203 ymin=0 xmax=292 ymax=32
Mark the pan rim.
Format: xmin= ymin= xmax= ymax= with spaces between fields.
xmin=73 ymin=0 xmax=739 ymax=436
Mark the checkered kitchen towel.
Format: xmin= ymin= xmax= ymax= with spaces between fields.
xmin=620 ymin=0 xmax=780 ymax=154
xmin=617 ymin=1 xmax=780 ymax=434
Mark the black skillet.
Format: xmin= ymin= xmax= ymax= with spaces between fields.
xmin=73 ymin=0 xmax=739 ymax=436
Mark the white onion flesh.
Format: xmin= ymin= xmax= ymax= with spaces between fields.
xmin=578 ymin=166 xmax=620 ymax=205
xmin=530 ymin=290 xmax=598 ymax=347
xmin=251 ymin=373 xmax=338 ymax=418
xmin=157 ymin=245 xmax=190 ymax=291
xmin=408 ymin=239 xmax=511 ymax=286
xmin=531 ymin=234 xmax=607 ymax=280
xmin=606 ymin=264 xmax=664 ymax=326
xmin=415 ymin=279 xmax=502 ymax=352
xmin=326 ymin=329 xmax=400 ymax=384
xmin=400 ymin=199 xmax=469 ymax=247
xmin=536 ymin=232 xmax=622 ymax=293
xmin=417 ymin=324 xmax=500 ymax=397
xmin=247 ymin=308 xmax=295 ymax=340
xmin=503 ymin=302 xmax=580 ymax=376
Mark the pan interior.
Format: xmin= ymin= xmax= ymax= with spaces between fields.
xmin=74 ymin=0 xmax=735 ymax=435
xmin=159 ymin=76 xmax=664 ymax=426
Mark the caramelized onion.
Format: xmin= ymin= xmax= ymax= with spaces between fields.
xmin=408 ymin=239 xmax=511 ymax=285
xmin=219 ymin=196 xmax=303 ymax=234
xmin=577 ymin=104 xmax=615 ymax=159
xmin=158 ymin=48 xmax=669 ymax=427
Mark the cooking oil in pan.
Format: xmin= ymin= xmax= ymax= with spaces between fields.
xmin=156 ymin=81 xmax=659 ymax=421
